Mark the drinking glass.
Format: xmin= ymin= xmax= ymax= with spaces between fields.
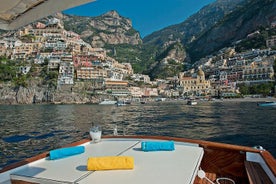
xmin=90 ymin=125 xmax=102 ymax=143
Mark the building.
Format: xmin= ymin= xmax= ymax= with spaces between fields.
xmin=179 ymin=68 xmax=211 ymax=96
xmin=128 ymin=87 xmax=143 ymax=98
xmin=58 ymin=62 xmax=74 ymax=85
xmin=131 ymin=74 xmax=151 ymax=84
xmin=266 ymin=36 xmax=276 ymax=48
xmin=142 ymin=88 xmax=159 ymax=97
xmin=48 ymin=58 xmax=61 ymax=70
xmin=242 ymin=60 xmax=274 ymax=83
xmin=76 ymin=67 xmax=107 ymax=80
xmin=104 ymin=80 xmax=130 ymax=97
xmin=18 ymin=65 xmax=31 ymax=75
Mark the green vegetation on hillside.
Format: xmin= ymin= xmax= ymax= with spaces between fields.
xmin=146 ymin=42 xmax=186 ymax=79
xmin=104 ymin=43 xmax=156 ymax=74
xmin=238 ymin=82 xmax=274 ymax=97
xmin=0 ymin=57 xmax=58 ymax=89
xmin=235 ymin=27 xmax=276 ymax=52
xmin=0 ymin=57 xmax=17 ymax=81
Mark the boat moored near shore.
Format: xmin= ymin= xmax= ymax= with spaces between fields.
xmin=257 ymin=101 xmax=276 ymax=107
xmin=187 ymin=99 xmax=198 ymax=105
xmin=99 ymin=99 xmax=117 ymax=105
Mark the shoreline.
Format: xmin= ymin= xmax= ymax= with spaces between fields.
xmin=0 ymin=96 xmax=275 ymax=105
xmin=215 ymin=97 xmax=276 ymax=102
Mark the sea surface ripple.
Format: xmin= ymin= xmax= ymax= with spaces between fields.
xmin=0 ymin=100 xmax=275 ymax=168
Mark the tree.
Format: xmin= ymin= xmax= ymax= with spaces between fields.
xmin=13 ymin=75 xmax=28 ymax=87
xmin=0 ymin=59 xmax=17 ymax=81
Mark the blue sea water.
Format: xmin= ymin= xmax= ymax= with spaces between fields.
xmin=0 ymin=100 xmax=275 ymax=169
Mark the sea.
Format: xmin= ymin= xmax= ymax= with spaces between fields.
xmin=0 ymin=100 xmax=276 ymax=169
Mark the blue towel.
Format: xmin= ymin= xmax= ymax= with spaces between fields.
xmin=49 ymin=146 xmax=85 ymax=160
xmin=141 ymin=141 xmax=175 ymax=151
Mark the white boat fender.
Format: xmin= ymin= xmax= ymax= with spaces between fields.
xmin=253 ymin=145 xmax=265 ymax=151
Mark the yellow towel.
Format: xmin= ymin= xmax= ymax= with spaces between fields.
xmin=87 ymin=156 xmax=134 ymax=171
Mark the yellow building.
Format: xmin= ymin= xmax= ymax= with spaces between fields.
xmin=76 ymin=67 xmax=107 ymax=80
xmin=104 ymin=80 xmax=130 ymax=96
xmin=179 ymin=68 xmax=211 ymax=96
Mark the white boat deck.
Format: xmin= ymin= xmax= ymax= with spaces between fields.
xmin=2 ymin=138 xmax=204 ymax=184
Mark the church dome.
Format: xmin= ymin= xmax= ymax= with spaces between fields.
xmin=197 ymin=68 xmax=205 ymax=76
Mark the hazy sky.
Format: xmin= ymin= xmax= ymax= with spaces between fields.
xmin=64 ymin=0 xmax=216 ymax=38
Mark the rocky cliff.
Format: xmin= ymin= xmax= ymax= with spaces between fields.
xmin=0 ymin=81 xmax=97 ymax=105
xmin=62 ymin=10 xmax=142 ymax=48
xmin=147 ymin=42 xmax=187 ymax=79
xmin=0 ymin=82 xmax=49 ymax=104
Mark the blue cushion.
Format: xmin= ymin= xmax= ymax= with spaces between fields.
xmin=49 ymin=146 xmax=85 ymax=160
xmin=141 ymin=141 xmax=175 ymax=151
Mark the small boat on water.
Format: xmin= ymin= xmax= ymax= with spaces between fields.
xmin=257 ymin=101 xmax=276 ymax=107
xmin=187 ymin=99 xmax=197 ymax=105
xmin=99 ymin=99 xmax=117 ymax=105
xmin=116 ymin=101 xmax=127 ymax=106
xmin=116 ymin=99 xmax=131 ymax=106
xmin=0 ymin=135 xmax=275 ymax=184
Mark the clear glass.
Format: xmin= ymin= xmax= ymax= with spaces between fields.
xmin=216 ymin=178 xmax=235 ymax=184
xmin=113 ymin=125 xmax=118 ymax=136
xmin=90 ymin=125 xmax=102 ymax=143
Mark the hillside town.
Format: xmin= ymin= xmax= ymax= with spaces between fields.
xmin=0 ymin=18 xmax=275 ymax=103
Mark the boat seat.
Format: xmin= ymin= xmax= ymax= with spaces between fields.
xmin=244 ymin=161 xmax=273 ymax=184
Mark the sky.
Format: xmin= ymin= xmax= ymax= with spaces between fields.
xmin=64 ymin=0 xmax=216 ymax=38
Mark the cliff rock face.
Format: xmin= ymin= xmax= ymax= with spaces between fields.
xmin=0 ymin=85 xmax=43 ymax=104
xmin=164 ymin=44 xmax=187 ymax=63
xmin=148 ymin=42 xmax=187 ymax=79
xmin=0 ymin=83 xmax=96 ymax=105
xmin=0 ymin=85 xmax=17 ymax=104
xmin=62 ymin=11 xmax=142 ymax=47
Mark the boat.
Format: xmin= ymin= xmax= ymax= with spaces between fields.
xmin=187 ymin=99 xmax=197 ymax=105
xmin=0 ymin=135 xmax=275 ymax=184
xmin=257 ymin=101 xmax=276 ymax=107
xmin=99 ymin=99 xmax=117 ymax=105
xmin=116 ymin=101 xmax=127 ymax=106
xmin=0 ymin=1 xmax=275 ymax=184
xmin=116 ymin=99 xmax=131 ymax=106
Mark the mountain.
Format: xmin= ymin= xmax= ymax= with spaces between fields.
xmin=61 ymin=0 xmax=275 ymax=78
xmin=1 ymin=0 xmax=275 ymax=79
xmin=62 ymin=10 xmax=142 ymax=47
xmin=143 ymin=0 xmax=246 ymax=47
xmin=143 ymin=0 xmax=276 ymax=66
xmin=187 ymin=0 xmax=276 ymax=61
xmin=61 ymin=11 xmax=145 ymax=72
xmin=141 ymin=0 xmax=248 ymax=78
